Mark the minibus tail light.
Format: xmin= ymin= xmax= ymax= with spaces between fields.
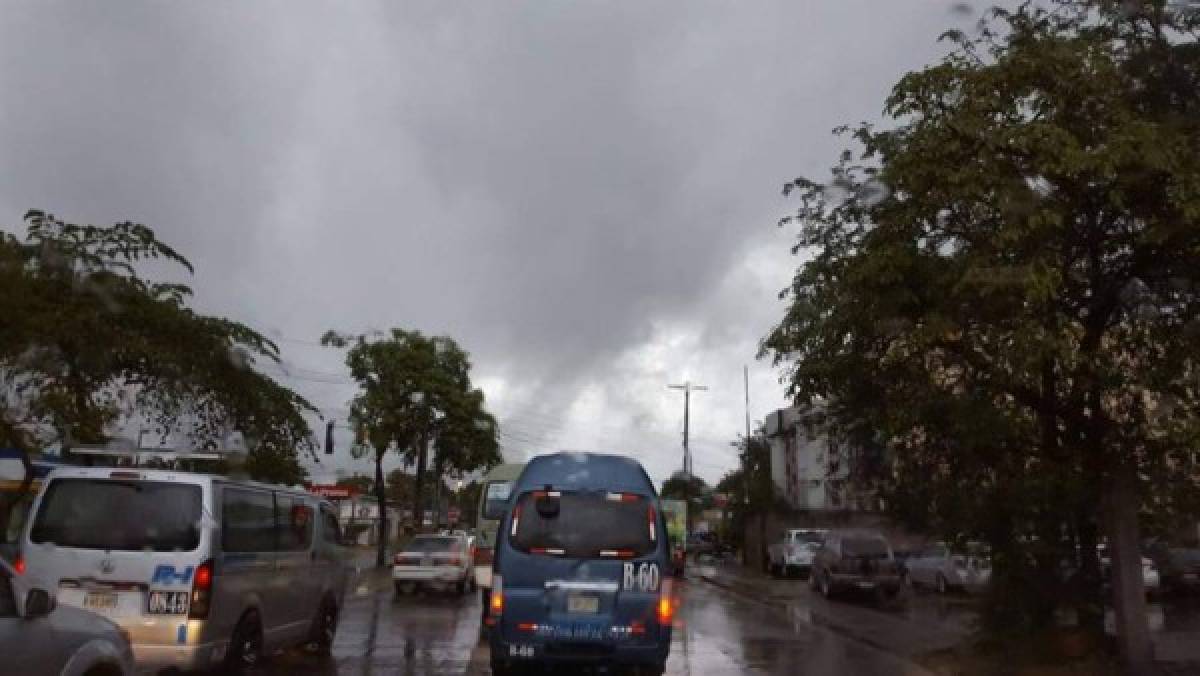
xmin=188 ymin=560 xmax=214 ymax=619
xmin=13 ymin=555 xmax=24 ymax=575
xmin=487 ymin=576 xmax=504 ymax=625
xmin=657 ymin=578 xmax=675 ymax=626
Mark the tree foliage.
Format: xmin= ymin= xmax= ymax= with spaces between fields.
xmin=763 ymin=0 xmax=1200 ymax=646
xmin=323 ymin=328 xmax=500 ymax=566
xmin=0 ymin=210 xmax=316 ymax=493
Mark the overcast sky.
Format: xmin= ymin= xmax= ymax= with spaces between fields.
xmin=0 ymin=1 xmax=982 ymax=486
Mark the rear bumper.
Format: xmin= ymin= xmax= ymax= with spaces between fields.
xmin=829 ymin=573 xmax=902 ymax=592
xmin=490 ymin=634 xmax=669 ymax=668
xmin=133 ymin=640 xmax=220 ymax=672
xmin=393 ymin=567 xmax=468 ymax=583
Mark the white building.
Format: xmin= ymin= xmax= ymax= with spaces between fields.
xmin=764 ymin=403 xmax=876 ymax=512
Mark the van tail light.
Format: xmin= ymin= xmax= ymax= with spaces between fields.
xmin=13 ymin=555 xmax=25 ymax=575
xmin=510 ymin=505 xmax=521 ymax=537
xmin=657 ymin=578 xmax=676 ymax=626
xmin=488 ymin=575 xmax=504 ymax=624
xmin=188 ymin=560 xmax=214 ymax=619
xmin=647 ymin=505 xmax=657 ymax=542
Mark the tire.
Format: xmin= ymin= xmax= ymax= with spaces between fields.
xmin=810 ymin=569 xmax=820 ymax=591
xmin=224 ymin=611 xmax=264 ymax=673
xmin=490 ymin=658 xmax=514 ymax=676
xmin=306 ymin=598 xmax=338 ymax=656
xmin=936 ymin=573 xmax=948 ymax=595
xmin=819 ymin=572 xmax=834 ymax=599
xmin=456 ymin=577 xmax=468 ymax=595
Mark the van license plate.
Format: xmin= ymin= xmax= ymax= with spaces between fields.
xmin=567 ymin=594 xmax=599 ymax=614
xmin=148 ymin=591 xmax=190 ymax=614
xmin=84 ymin=592 xmax=118 ymax=610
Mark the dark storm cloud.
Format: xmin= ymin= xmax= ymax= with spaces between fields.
xmin=0 ymin=1 xmax=980 ymax=482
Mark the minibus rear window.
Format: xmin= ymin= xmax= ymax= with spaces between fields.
xmin=511 ymin=491 xmax=653 ymax=559
xmin=31 ymin=479 xmax=202 ymax=552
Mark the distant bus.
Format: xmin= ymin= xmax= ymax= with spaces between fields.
xmin=473 ymin=463 xmax=525 ymax=613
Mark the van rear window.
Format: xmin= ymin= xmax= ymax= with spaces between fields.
xmin=511 ymin=491 xmax=653 ymax=559
xmin=31 ymin=479 xmax=202 ymax=552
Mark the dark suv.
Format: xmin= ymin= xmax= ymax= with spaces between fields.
xmin=810 ymin=530 xmax=903 ymax=603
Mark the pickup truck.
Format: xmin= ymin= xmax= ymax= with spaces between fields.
xmin=768 ymin=528 xmax=827 ymax=578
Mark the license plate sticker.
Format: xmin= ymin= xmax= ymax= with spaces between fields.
xmin=148 ymin=590 xmax=190 ymax=614
xmin=567 ymin=593 xmax=599 ymax=614
xmin=84 ymin=592 xmax=118 ymax=610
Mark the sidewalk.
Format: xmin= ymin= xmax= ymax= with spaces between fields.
xmin=690 ymin=561 xmax=971 ymax=660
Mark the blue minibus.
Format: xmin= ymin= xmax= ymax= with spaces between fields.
xmin=488 ymin=451 xmax=674 ymax=675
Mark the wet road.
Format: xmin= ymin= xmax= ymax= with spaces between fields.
xmin=261 ymin=578 xmax=932 ymax=675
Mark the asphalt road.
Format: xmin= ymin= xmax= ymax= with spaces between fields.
xmin=256 ymin=576 xmax=933 ymax=676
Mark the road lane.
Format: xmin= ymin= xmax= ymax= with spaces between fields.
xmin=255 ymin=578 xmax=932 ymax=675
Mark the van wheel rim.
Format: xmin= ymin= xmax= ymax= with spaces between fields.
xmin=323 ymin=607 xmax=337 ymax=644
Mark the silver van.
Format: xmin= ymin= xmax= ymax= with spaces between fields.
xmin=19 ymin=466 xmax=349 ymax=672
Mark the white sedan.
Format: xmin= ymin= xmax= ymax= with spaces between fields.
xmin=393 ymin=534 xmax=476 ymax=595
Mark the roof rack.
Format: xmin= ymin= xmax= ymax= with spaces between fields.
xmin=69 ymin=446 xmax=229 ymax=462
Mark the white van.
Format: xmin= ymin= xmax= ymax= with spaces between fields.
xmin=19 ymin=467 xmax=349 ymax=672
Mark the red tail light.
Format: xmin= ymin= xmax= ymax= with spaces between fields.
xmin=13 ymin=556 xmax=25 ymax=575
xmin=647 ymin=505 xmax=657 ymax=542
xmin=188 ymin=560 xmax=214 ymax=619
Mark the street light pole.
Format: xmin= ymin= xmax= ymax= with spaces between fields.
xmin=668 ymin=381 xmax=707 ymax=532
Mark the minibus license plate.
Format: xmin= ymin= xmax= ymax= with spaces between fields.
xmin=84 ymin=592 xmax=118 ymax=610
xmin=148 ymin=591 xmax=190 ymax=614
xmin=567 ymin=594 xmax=599 ymax=614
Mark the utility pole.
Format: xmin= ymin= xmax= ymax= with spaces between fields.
xmin=668 ymin=381 xmax=707 ymax=532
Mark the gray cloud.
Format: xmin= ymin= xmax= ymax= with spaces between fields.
xmin=0 ymin=1 xmax=981 ymax=484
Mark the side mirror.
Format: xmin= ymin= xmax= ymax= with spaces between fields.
xmin=24 ymin=589 xmax=55 ymax=618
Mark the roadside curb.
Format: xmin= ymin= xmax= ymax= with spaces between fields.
xmin=695 ymin=571 xmax=939 ymax=675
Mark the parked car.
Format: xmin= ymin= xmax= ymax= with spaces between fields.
xmin=767 ymin=529 xmax=826 ymax=578
xmin=394 ymin=533 xmax=475 ymax=595
xmin=810 ymin=530 xmax=904 ymax=603
xmin=1143 ymin=541 xmax=1200 ymax=594
xmin=0 ymin=555 xmax=136 ymax=675
xmin=904 ymin=542 xmax=991 ymax=594
xmin=20 ymin=467 xmax=349 ymax=673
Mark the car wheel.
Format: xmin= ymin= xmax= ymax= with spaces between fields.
xmin=820 ymin=572 xmax=834 ymax=599
xmin=456 ymin=578 xmax=468 ymax=595
xmin=936 ymin=573 xmax=947 ymax=595
xmin=306 ymin=598 xmax=338 ymax=656
xmin=490 ymin=657 xmax=514 ymax=676
xmin=810 ymin=569 xmax=820 ymax=591
xmin=225 ymin=610 xmax=264 ymax=673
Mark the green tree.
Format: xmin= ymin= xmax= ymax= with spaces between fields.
xmin=322 ymin=329 xmax=499 ymax=567
xmin=386 ymin=468 xmax=414 ymax=506
xmin=763 ymin=2 xmax=1200 ymax=666
xmin=0 ymin=211 xmax=316 ymax=523
xmin=660 ymin=472 xmax=709 ymax=503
